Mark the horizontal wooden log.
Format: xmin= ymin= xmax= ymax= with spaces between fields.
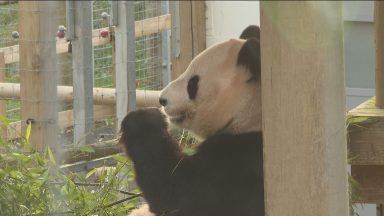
xmin=347 ymin=97 xmax=384 ymax=165
xmin=7 ymin=105 xmax=114 ymax=140
xmin=60 ymin=139 xmax=123 ymax=164
xmin=0 ymin=0 xmax=17 ymax=5
xmin=0 ymin=14 xmax=172 ymax=64
xmin=0 ymin=82 xmax=160 ymax=107
xmin=351 ymin=165 xmax=384 ymax=203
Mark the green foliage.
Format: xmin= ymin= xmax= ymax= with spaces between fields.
xmin=0 ymin=116 xmax=140 ymax=215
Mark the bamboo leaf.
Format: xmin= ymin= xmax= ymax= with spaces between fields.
xmin=0 ymin=115 xmax=10 ymax=127
xmin=112 ymin=154 xmax=129 ymax=163
xmin=86 ymin=168 xmax=97 ymax=179
xmin=47 ymin=147 xmax=56 ymax=165
xmin=25 ymin=121 xmax=32 ymax=142
xmin=79 ymin=145 xmax=95 ymax=153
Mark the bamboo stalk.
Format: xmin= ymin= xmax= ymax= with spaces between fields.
xmin=0 ymin=52 xmax=6 ymax=140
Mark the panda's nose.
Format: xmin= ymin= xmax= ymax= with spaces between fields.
xmin=159 ymin=97 xmax=168 ymax=106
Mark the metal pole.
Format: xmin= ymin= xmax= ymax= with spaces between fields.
xmin=65 ymin=0 xmax=75 ymax=40
xmin=115 ymin=1 xmax=136 ymax=131
xmin=378 ymin=204 xmax=383 ymax=216
xmin=170 ymin=1 xmax=181 ymax=59
xmin=72 ymin=1 xmax=94 ymax=145
xmin=161 ymin=1 xmax=171 ymax=87
xmin=126 ymin=1 xmax=136 ymax=112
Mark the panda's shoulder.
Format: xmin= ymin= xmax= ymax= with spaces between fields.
xmin=196 ymin=132 xmax=263 ymax=161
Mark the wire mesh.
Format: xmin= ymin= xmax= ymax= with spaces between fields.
xmin=0 ymin=2 xmax=19 ymax=122
xmin=0 ymin=0 xmax=170 ymax=146
xmin=0 ymin=1 xmax=171 ymax=213
xmin=135 ymin=1 xmax=164 ymax=91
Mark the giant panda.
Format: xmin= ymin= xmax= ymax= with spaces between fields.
xmin=120 ymin=25 xmax=263 ymax=216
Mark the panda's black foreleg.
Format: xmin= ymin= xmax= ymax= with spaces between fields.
xmin=120 ymin=108 xmax=182 ymax=214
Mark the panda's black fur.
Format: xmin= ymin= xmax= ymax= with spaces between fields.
xmin=120 ymin=25 xmax=264 ymax=216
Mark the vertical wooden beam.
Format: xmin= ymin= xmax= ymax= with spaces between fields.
xmin=71 ymin=1 xmax=94 ymax=144
xmin=115 ymin=1 xmax=136 ymax=131
xmin=191 ymin=1 xmax=206 ymax=58
xmin=170 ymin=1 xmax=206 ymax=80
xmin=374 ymin=1 xmax=384 ymax=108
xmin=0 ymin=51 xmax=6 ymax=139
xmin=261 ymin=2 xmax=348 ymax=216
xmin=19 ymin=1 xmax=58 ymax=151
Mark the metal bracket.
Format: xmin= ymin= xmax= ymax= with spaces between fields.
xmin=65 ymin=0 xmax=75 ymax=40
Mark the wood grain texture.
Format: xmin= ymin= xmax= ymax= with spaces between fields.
xmin=375 ymin=2 xmax=384 ymax=108
xmin=19 ymin=1 xmax=58 ymax=151
xmin=0 ymin=83 xmax=160 ymax=107
xmin=171 ymin=1 xmax=206 ymax=79
xmin=348 ymin=97 xmax=384 ymax=165
xmin=7 ymin=105 xmax=113 ymax=140
xmin=261 ymin=2 xmax=348 ymax=215
xmin=351 ymin=165 xmax=384 ymax=203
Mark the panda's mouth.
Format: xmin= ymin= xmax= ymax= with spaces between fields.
xmin=168 ymin=113 xmax=187 ymax=124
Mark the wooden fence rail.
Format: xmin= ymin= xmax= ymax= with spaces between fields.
xmin=0 ymin=82 xmax=160 ymax=107
xmin=0 ymin=14 xmax=171 ymax=65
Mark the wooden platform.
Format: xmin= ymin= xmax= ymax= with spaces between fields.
xmin=347 ymin=97 xmax=384 ymax=203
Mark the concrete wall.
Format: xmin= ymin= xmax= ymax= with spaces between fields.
xmin=205 ymin=1 xmax=260 ymax=47
xmin=343 ymin=1 xmax=376 ymax=114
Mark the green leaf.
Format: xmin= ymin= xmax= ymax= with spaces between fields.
xmin=183 ymin=147 xmax=196 ymax=156
xmin=79 ymin=145 xmax=95 ymax=153
xmin=85 ymin=168 xmax=97 ymax=179
xmin=25 ymin=121 xmax=32 ymax=142
xmin=47 ymin=147 xmax=56 ymax=165
xmin=0 ymin=115 xmax=10 ymax=127
xmin=11 ymin=152 xmax=30 ymax=162
xmin=112 ymin=154 xmax=129 ymax=163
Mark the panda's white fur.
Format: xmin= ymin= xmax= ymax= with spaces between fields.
xmin=160 ymin=39 xmax=261 ymax=139
xmin=128 ymin=204 xmax=154 ymax=216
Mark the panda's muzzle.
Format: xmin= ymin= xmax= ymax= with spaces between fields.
xmin=158 ymin=95 xmax=187 ymax=124
xmin=168 ymin=113 xmax=186 ymax=124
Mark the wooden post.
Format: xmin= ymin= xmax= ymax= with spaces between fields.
xmin=261 ymin=2 xmax=348 ymax=215
xmin=19 ymin=2 xmax=58 ymax=151
xmin=170 ymin=1 xmax=206 ymax=80
xmin=0 ymin=51 xmax=6 ymax=140
xmin=71 ymin=1 xmax=94 ymax=145
xmin=374 ymin=1 xmax=384 ymax=108
xmin=115 ymin=1 xmax=136 ymax=131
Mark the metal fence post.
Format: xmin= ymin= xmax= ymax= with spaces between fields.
xmin=115 ymin=1 xmax=136 ymax=131
xmin=161 ymin=1 xmax=171 ymax=87
xmin=71 ymin=1 xmax=94 ymax=145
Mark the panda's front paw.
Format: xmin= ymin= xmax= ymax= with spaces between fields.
xmin=120 ymin=107 xmax=168 ymax=136
xmin=119 ymin=108 xmax=170 ymax=160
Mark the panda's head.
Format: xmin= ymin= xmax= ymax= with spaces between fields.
xmin=159 ymin=25 xmax=261 ymax=139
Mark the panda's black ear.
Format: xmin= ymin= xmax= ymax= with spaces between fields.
xmin=239 ymin=25 xmax=260 ymax=40
xmin=237 ymin=38 xmax=260 ymax=82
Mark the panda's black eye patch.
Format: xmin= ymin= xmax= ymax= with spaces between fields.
xmin=187 ymin=75 xmax=199 ymax=100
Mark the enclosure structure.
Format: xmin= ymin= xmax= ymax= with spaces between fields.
xmin=0 ymin=0 xmax=205 ymax=167
xmin=261 ymin=2 xmax=349 ymax=215
xmin=0 ymin=1 xmax=361 ymax=215
xmin=347 ymin=1 xmax=384 ymax=211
